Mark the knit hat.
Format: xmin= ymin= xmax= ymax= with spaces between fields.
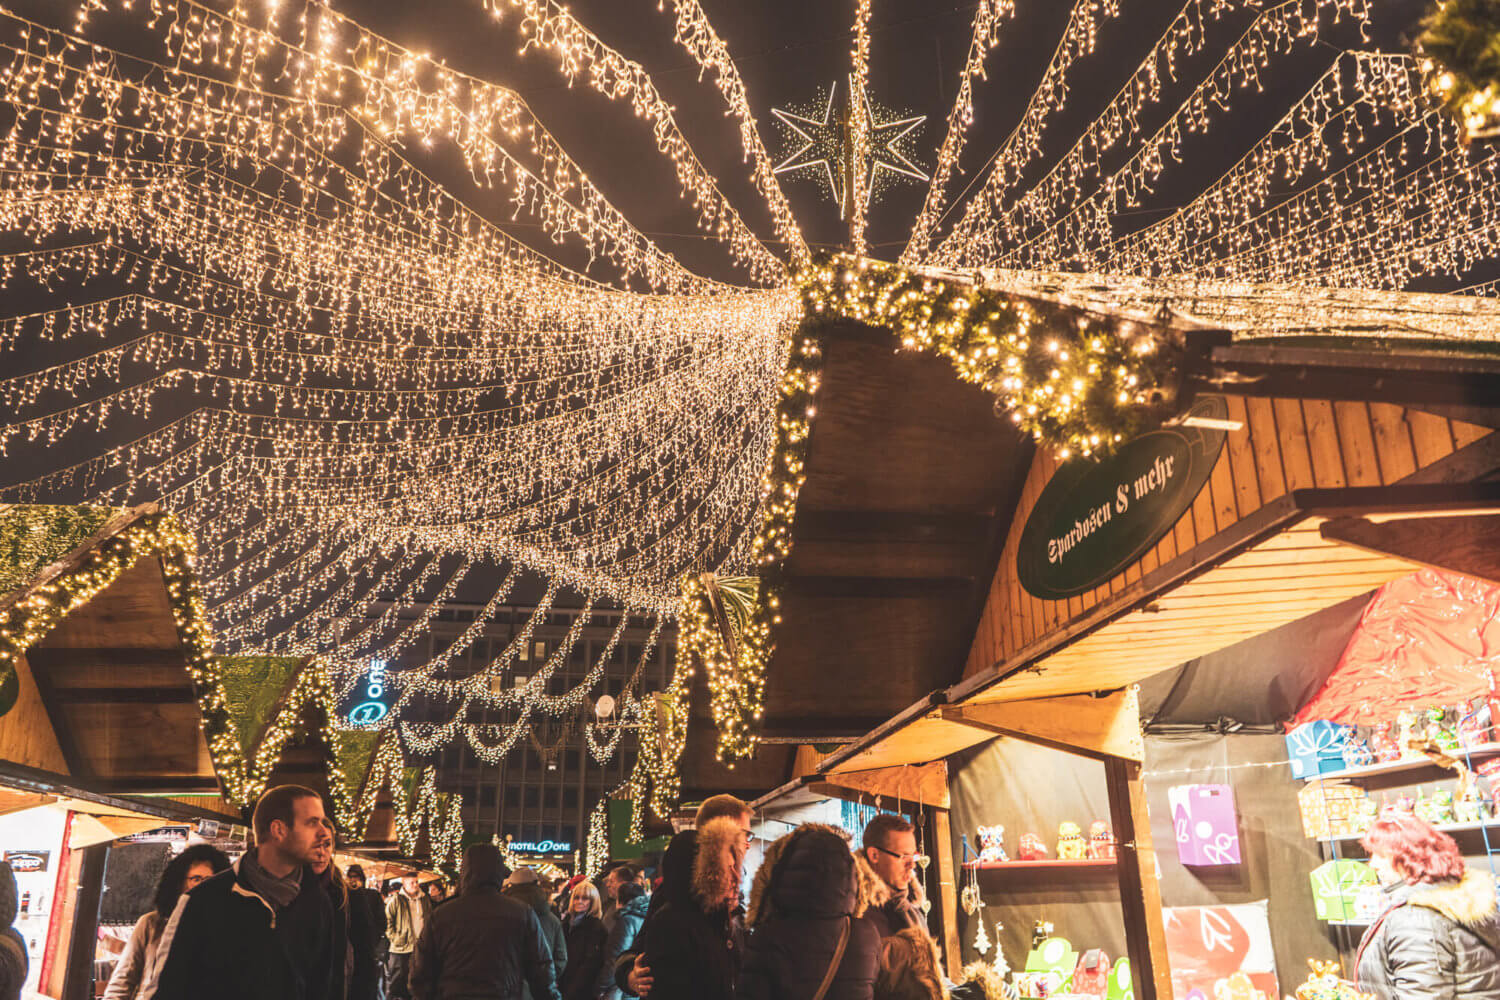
xmin=504 ymin=867 xmax=540 ymax=887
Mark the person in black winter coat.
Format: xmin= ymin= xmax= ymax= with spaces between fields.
xmin=1356 ymin=813 xmax=1500 ymax=1000
xmin=637 ymin=816 xmax=747 ymax=1000
xmin=408 ymin=843 xmax=561 ymax=1000
xmin=739 ymin=825 xmax=886 ymax=1000
xmin=144 ymin=785 xmax=337 ymax=1000
xmin=1 ymin=860 xmax=27 ymax=1000
xmin=597 ymin=882 xmax=649 ymax=1000
xmin=558 ymin=882 xmax=607 ymax=1000
xmin=345 ymin=866 xmax=386 ymax=1000
xmin=505 ymin=870 xmax=568 ymax=999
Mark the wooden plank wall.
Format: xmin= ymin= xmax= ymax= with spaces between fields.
xmin=964 ymin=397 xmax=1495 ymax=679
xmin=0 ymin=652 xmax=70 ymax=773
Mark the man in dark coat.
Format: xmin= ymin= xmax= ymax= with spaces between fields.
xmin=408 ymin=843 xmax=561 ymax=1000
xmin=346 ymin=865 xmax=387 ymax=1000
xmin=1 ymin=860 xmax=27 ymax=1000
xmin=144 ymin=784 xmax=337 ymax=1000
xmin=504 ymin=868 xmax=567 ymax=999
xmin=858 ymin=814 xmax=924 ymax=941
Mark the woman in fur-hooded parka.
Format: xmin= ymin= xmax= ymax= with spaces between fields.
xmin=1356 ymin=868 xmax=1500 ymax=1000
xmin=738 ymin=824 xmax=888 ymax=1000
xmin=640 ymin=816 xmax=747 ymax=1000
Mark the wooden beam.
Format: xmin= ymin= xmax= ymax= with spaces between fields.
xmin=941 ymin=689 xmax=1144 ymax=763
xmin=808 ymin=761 xmax=950 ymax=810
xmin=50 ymin=687 xmax=197 ymax=704
xmin=930 ymin=808 xmax=963 ymax=983
xmin=1105 ymin=758 xmax=1173 ymax=1000
xmin=783 ymin=576 xmax=974 ymax=598
xmin=1321 ymin=513 xmax=1500 ymax=586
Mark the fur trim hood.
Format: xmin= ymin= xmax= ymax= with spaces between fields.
xmin=1407 ymin=868 xmax=1500 ymax=926
xmin=747 ymin=823 xmax=890 ymax=927
xmin=692 ymin=815 xmax=746 ymax=913
xmin=877 ymin=927 xmax=949 ymax=1000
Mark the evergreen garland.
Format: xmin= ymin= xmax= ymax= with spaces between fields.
xmin=1418 ymin=0 xmax=1500 ymax=139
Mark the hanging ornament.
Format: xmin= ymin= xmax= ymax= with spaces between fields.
xmin=960 ymin=882 xmax=984 ymax=915
xmin=974 ymin=919 xmax=991 ymax=955
xmin=915 ymin=852 xmax=931 ymax=871
xmin=920 ymin=896 xmax=933 ymax=916
xmin=992 ymin=921 xmax=1011 ymax=976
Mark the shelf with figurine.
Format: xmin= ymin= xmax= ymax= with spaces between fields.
xmin=1286 ymin=684 xmax=1500 ymax=785
xmin=960 ymin=821 xmax=1119 ymax=870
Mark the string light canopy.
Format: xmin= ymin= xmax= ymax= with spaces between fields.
xmin=4 ymin=0 xmax=1500 ymax=826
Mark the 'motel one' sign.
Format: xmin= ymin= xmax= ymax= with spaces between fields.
xmin=346 ymin=661 xmax=391 ymax=726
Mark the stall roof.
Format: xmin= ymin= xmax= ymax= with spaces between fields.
xmin=0 ymin=504 xmax=234 ymax=803
xmin=784 ymin=483 xmax=1500 ymax=783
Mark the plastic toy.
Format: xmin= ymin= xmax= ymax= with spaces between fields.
xmin=1087 ymin=820 xmax=1116 ymax=860
xmin=1057 ymin=821 xmax=1087 ymax=860
xmin=1341 ymin=731 xmax=1374 ymax=768
xmin=1017 ymin=833 xmax=1049 ymax=861
xmin=1369 ymin=723 xmax=1402 ymax=763
xmin=1429 ymin=706 xmax=1462 ymax=753
xmin=978 ymin=824 xmax=1009 ymax=863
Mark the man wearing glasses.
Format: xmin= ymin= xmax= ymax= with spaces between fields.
xmin=860 ymin=813 xmax=925 ymax=940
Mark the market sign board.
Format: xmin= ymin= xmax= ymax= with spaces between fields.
xmin=2 ymin=850 xmax=49 ymax=873
xmin=1017 ymin=397 xmax=1229 ymax=600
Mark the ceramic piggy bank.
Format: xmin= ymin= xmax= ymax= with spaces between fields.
xmin=1017 ymin=833 xmax=1048 ymax=861
xmin=1087 ymin=821 xmax=1115 ymax=860
xmin=978 ymin=824 xmax=1009 ymax=864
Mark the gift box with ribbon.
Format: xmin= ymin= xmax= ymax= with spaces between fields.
xmin=1285 ymin=720 xmax=1359 ymax=779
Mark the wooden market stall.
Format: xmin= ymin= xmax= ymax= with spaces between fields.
xmin=743 ymin=276 xmax=1500 ymax=999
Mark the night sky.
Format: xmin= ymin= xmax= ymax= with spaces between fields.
xmin=322 ymin=0 xmax=1430 ymax=283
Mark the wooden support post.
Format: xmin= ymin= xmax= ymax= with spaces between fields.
xmin=930 ymin=807 xmax=963 ymax=982
xmin=1105 ymin=757 xmax=1172 ymax=1000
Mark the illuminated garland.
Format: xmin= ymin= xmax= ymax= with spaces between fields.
xmin=344 ymin=736 xmax=465 ymax=868
xmin=1418 ymin=0 xmax=1500 ymax=140
xmin=799 ymin=255 xmax=1181 ymax=460
xmin=585 ymin=797 xmax=610 ymax=877
xmin=678 ymin=574 xmax=769 ymax=764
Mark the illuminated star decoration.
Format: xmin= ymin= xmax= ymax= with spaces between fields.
xmin=771 ymin=78 xmax=928 ymax=219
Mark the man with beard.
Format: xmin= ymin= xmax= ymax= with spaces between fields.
xmin=144 ymin=785 xmax=337 ymax=1000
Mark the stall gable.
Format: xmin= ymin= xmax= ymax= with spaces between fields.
xmin=0 ymin=651 xmax=69 ymax=773
xmin=964 ymin=397 xmax=1495 ymax=681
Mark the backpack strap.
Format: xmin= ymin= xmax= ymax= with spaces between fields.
xmin=811 ymin=916 xmax=851 ymax=1000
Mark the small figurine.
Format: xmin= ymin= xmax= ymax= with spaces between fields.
xmin=1456 ymin=770 xmax=1489 ymax=823
xmin=1030 ymin=919 xmax=1055 ymax=949
xmin=1294 ymin=959 xmax=1375 ymax=1000
xmin=1057 ymin=821 xmax=1087 ymax=860
xmin=1396 ymin=710 xmax=1421 ymax=758
xmin=1341 ymin=729 xmax=1375 ymax=768
xmin=1087 ymin=820 xmax=1116 ymax=860
xmin=1370 ymin=723 xmax=1402 ymax=763
xmin=978 ymin=824 xmax=1009 ymax=864
xmin=1418 ymin=788 xmax=1456 ymax=826
xmin=1017 ymin=833 xmax=1049 ymax=861
xmin=1395 ymin=789 xmax=1416 ymax=815
xmin=1430 ymin=707 xmax=1462 ymax=753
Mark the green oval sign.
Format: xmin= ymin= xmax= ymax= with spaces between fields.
xmin=1017 ymin=397 xmax=1229 ymax=600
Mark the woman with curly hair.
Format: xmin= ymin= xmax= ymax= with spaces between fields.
xmin=104 ymin=844 xmax=232 ymax=1000
xmin=1356 ymin=811 xmax=1500 ymax=1000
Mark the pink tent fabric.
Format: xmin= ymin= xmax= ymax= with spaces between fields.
xmin=1293 ymin=569 xmax=1500 ymax=727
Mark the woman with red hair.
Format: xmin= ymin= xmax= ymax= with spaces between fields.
xmin=1356 ymin=811 xmax=1500 ymax=999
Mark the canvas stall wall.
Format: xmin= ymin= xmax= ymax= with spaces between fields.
xmin=947 ymin=732 xmax=1348 ymax=993
xmin=964 ymin=396 xmax=1494 ymax=680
